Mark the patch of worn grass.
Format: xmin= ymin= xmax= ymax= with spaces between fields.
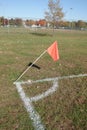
xmin=0 ymin=27 xmax=87 ymax=129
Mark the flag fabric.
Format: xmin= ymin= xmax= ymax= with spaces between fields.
xmin=47 ymin=41 xmax=59 ymax=61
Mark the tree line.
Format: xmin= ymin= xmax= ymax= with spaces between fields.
xmin=0 ymin=0 xmax=87 ymax=30
xmin=0 ymin=16 xmax=87 ymax=29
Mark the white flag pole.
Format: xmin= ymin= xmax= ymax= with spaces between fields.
xmin=15 ymin=50 xmax=47 ymax=82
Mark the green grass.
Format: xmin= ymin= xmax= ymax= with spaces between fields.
xmin=0 ymin=27 xmax=87 ymax=130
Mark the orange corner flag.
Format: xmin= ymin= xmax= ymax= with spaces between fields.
xmin=47 ymin=41 xmax=59 ymax=61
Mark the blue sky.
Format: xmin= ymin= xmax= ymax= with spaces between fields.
xmin=0 ymin=0 xmax=87 ymax=21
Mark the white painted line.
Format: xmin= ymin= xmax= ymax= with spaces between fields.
xmin=15 ymin=73 xmax=87 ymax=85
xmin=14 ymin=73 xmax=87 ymax=130
xmin=58 ymin=73 xmax=87 ymax=80
xmin=15 ymin=82 xmax=45 ymax=130
xmin=33 ymin=73 xmax=87 ymax=83
xmin=29 ymin=80 xmax=58 ymax=102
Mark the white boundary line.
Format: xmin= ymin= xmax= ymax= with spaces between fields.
xmin=15 ymin=73 xmax=87 ymax=85
xmin=14 ymin=73 xmax=87 ymax=130
xmin=29 ymin=80 xmax=58 ymax=102
xmin=15 ymin=82 xmax=45 ymax=130
xmin=14 ymin=80 xmax=58 ymax=130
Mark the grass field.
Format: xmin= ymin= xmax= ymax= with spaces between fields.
xmin=0 ymin=27 xmax=87 ymax=130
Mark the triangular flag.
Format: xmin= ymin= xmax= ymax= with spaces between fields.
xmin=47 ymin=41 xmax=59 ymax=61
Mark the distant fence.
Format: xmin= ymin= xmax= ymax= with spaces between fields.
xmin=0 ymin=17 xmax=87 ymax=33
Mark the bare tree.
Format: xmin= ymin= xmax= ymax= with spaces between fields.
xmin=45 ymin=0 xmax=64 ymax=29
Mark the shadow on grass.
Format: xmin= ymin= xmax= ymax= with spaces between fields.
xmin=30 ymin=32 xmax=53 ymax=37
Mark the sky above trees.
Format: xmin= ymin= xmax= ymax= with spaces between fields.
xmin=0 ymin=0 xmax=87 ymax=21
